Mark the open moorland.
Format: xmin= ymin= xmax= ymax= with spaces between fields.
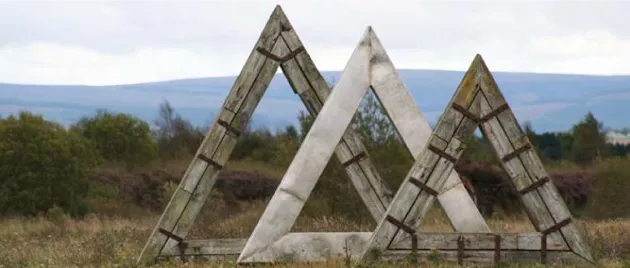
xmin=1 ymin=96 xmax=629 ymax=267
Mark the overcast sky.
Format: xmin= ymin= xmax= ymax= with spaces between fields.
xmin=0 ymin=0 xmax=627 ymax=86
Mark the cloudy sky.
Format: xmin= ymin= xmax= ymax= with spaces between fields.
xmin=0 ymin=0 xmax=627 ymax=86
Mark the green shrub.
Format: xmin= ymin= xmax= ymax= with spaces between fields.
xmin=0 ymin=111 xmax=100 ymax=217
xmin=153 ymin=100 xmax=204 ymax=160
xmin=584 ymin=157 xmax=630 ymax=219
xmin=71 ymin=109 xmax=157 ymax=168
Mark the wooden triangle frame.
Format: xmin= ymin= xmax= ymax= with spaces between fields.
xmin=359 ymin=55 xmax=594 ymax=265
xmin=236 ymin=27 xmax=493 ymax=263
xmin=137 ymin=6 xmax=487 ymax=265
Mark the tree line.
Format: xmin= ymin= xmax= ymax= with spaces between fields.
xmin=0 ymin=92 xmax=628 ymax=220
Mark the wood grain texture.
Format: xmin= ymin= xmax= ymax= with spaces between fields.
xmin=380 ymin=250 xmax=587 ymax=265
xmin=162 ymin=232 xmax=568 ymax=258
xmin=160 ymin=232 xmax=584 ymax=266
xmin=238 ymin=28 xmax=489 ymax=264
xmin=280 ymin=26 xmax=393 ymax=222
xmin=476 ymin=59 xmax=593 ymax=262
xmin=368 ymin=29 xmax=488 ymax=234
xmin=361 ymin=58 xmax=483 ymax=258
xmin=237 ymin=27 xmax=374 ymax=263
xmin=141 ymin=6 xmax=407 ymax=265
xmin=136 ymin=15 xmax=287 ymax=262
xmin=360 ymin=55 xmax=593 ymax=266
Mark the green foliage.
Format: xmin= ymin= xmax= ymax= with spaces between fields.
xmin=523 ymin=121 xmax=538 ymax=149
xmin=71 ymin=109 xmax=157 ymax=168
xmin=88 ymin=183 xmax=120 ymax=200
xmin=570 ymin=112 xmax=607 ymax=164
xmin=153 ymin=100 xmax=204 ymax=159
xmin=0 ymin=111 xmax=99 ymax=217
xmin=537 ymin=132 xmax=564 ymax=161
xmin=584 ymin=157 xmax=630 ymax=219
xmin=350 ymin=92 xmax=413 ymax=190
xmin=231 ymin=128 xmax=274 ymax=161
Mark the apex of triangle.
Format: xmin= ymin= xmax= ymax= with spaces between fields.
xmin=472 ymin=54 xmax=485 ymax=66
xmin=272 ymin=4 xmax=287 ymax=17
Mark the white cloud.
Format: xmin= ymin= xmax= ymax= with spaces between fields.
xmin=0 ymin=0 xmax=628 ymax=85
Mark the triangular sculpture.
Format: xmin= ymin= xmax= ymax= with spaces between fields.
xmin=137 ymin=6 xmax=487 ymax=265
xmin=237 ymin=27 xmax=493 ymax=263
xmin=359 ymin=55 xmax=594 ymax=265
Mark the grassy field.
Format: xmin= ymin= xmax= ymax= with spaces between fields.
xmin=1 ymin=199 xmax=629 ymax=268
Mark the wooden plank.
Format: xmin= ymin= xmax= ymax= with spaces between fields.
xmin=162 ymin=232 xmax=566 ymax=261
xmin=160 ymin=232 xmax=570 ymax=259
xmin=222 ymin=6 xmax=287 ymax=115
xmin=390 ymin=94 xmax=481 ymax=247
xmin=362 ymin=58 xmax=483 ymax=258
xmin=240 ymin=232 xmax=371 ymax=262
xmin=476 ymin=81 xmax=566 ymax=248
xmin=136 ymin=7 xmax=290 ymax=265
xmin=159 ymin=34 xmax=289 ymax=259
xmin=280 ymin=30 xmax=392 ymax=221
xmin=161 ymin=239 xmax=246 ymax=257
xmin=367 ymin=29 xmax=489 ymax=234
xmin=380 ymin=250 xmax=587 ymax=265
xmin=237 ymin=28 xmax=374 ymax=264
xmin=392 ymin=233 xmax=567 ymax=251
xmin=476 ymin=60 xmax=593 ymax=262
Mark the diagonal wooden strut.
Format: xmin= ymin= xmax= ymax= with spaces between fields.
xmin=137 ymin=6 xmax=395 ymax=264
xmin=236 ymin=27 xmax=488 ymax=264
xmin=137 ymin=5 xmax=483 ymax=265
xmin=361 ymin=54 xmax=594 ymax=265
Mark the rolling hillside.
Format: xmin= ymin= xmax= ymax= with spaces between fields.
xmin=1 ymin=69 xmax=629 ymax=133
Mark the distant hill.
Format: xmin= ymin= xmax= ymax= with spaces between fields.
xmin=1 ymin=69 xmax=630 ymax=133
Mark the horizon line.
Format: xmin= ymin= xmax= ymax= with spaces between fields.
xmin=2 ymin=67 xmax=630 ymax=87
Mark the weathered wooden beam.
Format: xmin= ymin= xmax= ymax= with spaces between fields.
xmin=237 ymin=27 xmax=489 ymax=264
xmin=237 ymin=27 xmax=375 ymax=264
xmin=161 ymin=238 xmax=246 ymax=257
xmin=137 ymin=6 xmax=297 ymax=265
xmin=362 ymin=57 xmax=485 ymax=257
xmin=141 ymin=5 xmax=419 ymax=265
xmin=475 ymin=58 xmax=593 ymax=263
xmin=177 ymin=233 xmax=371 ymax=262
xmin=162 ymin=232 xmax=568 ymax=258
xmin=368 ymin=30 xmax=489 ymax=234
xmin=380 ymin=250 xmax=587 ymax=265
xmin=391 ymin=232 xmax=568 ymax=251
xmin=361 ymin=54 xmax=594 ymax=266
xmin=278 ymin=7 xmax=397 ymax=224
xmin=159 ymin=232 xmax=589 ymax=266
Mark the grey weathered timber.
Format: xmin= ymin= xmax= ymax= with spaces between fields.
xmin=279 ymin=18 xmax=392 ymax=222
xmin=475 ymin=59 xmax=593 ymax=262
xmin=367 ymin=25 xmax=489 ymax=236
xmin=164 ymin=232 xmax=566 ymax=257
xmin=237 ymin=28 xmax=374 ymax=264
xmin=380 ymin=250 xmax=584 ymax=265
xmin=162 ymin=232 xmax=581 ymax=265
xmin=360 ymin=54 xmax=593 ymax=265
xmin=237 ymin=27 xmax=487 ymax=264
xmin=138 ymin=5 xmax=436 ymax=265
xmin=136 ymin=7 xmax=288 ymax=263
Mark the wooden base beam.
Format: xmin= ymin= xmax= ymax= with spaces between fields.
xmin=158 ymin=232 xmax=586 ymax=265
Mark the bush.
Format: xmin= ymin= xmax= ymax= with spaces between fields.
xmin=0 ymin=112 xmax=100 ymax=217
xmin=153 ymin=101 xmax=204 ymax=160
xmin=71 ymin=110 xmax=157 ymax=168
xmin=584 ymin=157 xmax=630 ymax=219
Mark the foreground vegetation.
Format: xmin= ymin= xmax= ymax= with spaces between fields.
xmin=1 ymin=92 xmax=630 ymax=267
xmin=0 ymin=199 xmax=629 ymax=268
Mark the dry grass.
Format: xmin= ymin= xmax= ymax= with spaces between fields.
xmin=0 ymin=205 xmax=628 ymax=268
xmin=2 ymin=158 xmax=627 ymax=267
